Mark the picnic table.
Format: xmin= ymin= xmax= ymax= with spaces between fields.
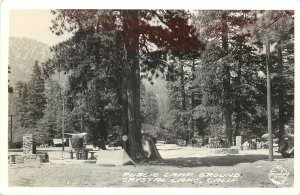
xmin=70 ymin=149 xmax=97 ymax=160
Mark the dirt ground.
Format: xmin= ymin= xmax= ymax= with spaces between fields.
xmin=8 ymin=146 xmax=294 ymax=188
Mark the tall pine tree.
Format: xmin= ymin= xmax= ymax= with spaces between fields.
xmin=48 ymin=10 xmax=204 ymax=161
xmin=27 ymin=61 xmax=46 ymax=128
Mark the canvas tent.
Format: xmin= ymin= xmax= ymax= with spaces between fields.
xmin=96 ymin=149 xmax=136 ymax=166
xmin=65 ymin=132 xmax=87 ymax=150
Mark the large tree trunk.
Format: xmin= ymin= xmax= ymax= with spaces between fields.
xmin=221 ymin=12 xmax=233 ymax=146
xmin=233 ymin=83 xmax=241 ymax=146
xmin=191 ymin=57 xmax=196 ymax=141
xmin=121 ymin=10 xmax=146 ymax=162
xmin=180 ymin=62 xmax=188 ymax=145
xmin=121 ymin=69 xmax=129 ymax=148
xmin=277 ymin=41 xmax=285 ymax=145
xmin=233 ymin=114 xmax=241 ymax=146
xmin=233 ymin=42 xmax=242 ymax=146
xmin=180 ymin=63 xmax=186 ymax=111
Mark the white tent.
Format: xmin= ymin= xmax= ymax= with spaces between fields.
xmin=96 ymin=149 xmax=136 ymax=166
xmin=65 ymin=132 xmax=88 ymax=150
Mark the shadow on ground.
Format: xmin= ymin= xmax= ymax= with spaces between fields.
xmin=147 ymin=154 xmax=285 ymax=167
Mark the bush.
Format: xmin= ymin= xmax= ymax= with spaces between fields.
xmin=8 ymin=141 xmax=16 ymax=149
xmin=8 ymin=141 xmax=22 ymax=149
xmin=165 ymin=137 xmax=177 ymax=144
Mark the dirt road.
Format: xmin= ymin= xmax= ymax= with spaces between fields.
xmin=8 ymin=148 xmax=293 ymax=188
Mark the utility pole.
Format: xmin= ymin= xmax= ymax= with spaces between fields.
xmin=266 ymin=39 xmax=273 ymax=161
xmin=80 ymin=114 xmax=83 ymax=133
xmin=61 ymin=98 xmax=65 ymax=159
xmin=9 ymin=114 xmax=13 ymax=142
xmin=8 ymin=64 xmax=14 ymax=143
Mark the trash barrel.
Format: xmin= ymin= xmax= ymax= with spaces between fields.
xmin=10 ymin=155 xmax=16 ymax=164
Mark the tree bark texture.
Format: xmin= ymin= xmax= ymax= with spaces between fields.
xmin=191 ymin=58 xmax=195 ymax=141
xmin=121 ymin=10 xmax=146 ymax=162
xmin=277 ymin=41 xmax=285 ymax=145
xmin=233 ymin=44 xmax=242 ymax=146
xmin=221 ymin=13 xmax=233 ymax=146
xmin=180 ymin=62 xmax=188 ymax=144
xmin=266 ymin=39 xmax=273 ymax=161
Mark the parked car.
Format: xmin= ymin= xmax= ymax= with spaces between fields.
xmin=277 ymin=134 xmax=294 ymax=158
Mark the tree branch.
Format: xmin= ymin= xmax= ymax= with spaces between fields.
xmin=140 ymin=34 xmax=150 ymax=54
xmin=149 ymin=10 xmax=171 ymax=31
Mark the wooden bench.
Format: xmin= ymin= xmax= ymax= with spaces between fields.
xmin=70 ymin=149 xmax=97 ymax=160
xmin=72 ymin=149 xmax=83 ymax=160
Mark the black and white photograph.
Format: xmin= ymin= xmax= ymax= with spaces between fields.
xmin=0 ymin=0 xmax=299 ymax=194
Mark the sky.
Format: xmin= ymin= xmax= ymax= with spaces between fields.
xmin=9 ymin=10 xmax=72 ymax=46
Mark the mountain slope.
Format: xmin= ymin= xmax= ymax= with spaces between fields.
xmin=9 ymin=37 xmax=52 ymax=85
